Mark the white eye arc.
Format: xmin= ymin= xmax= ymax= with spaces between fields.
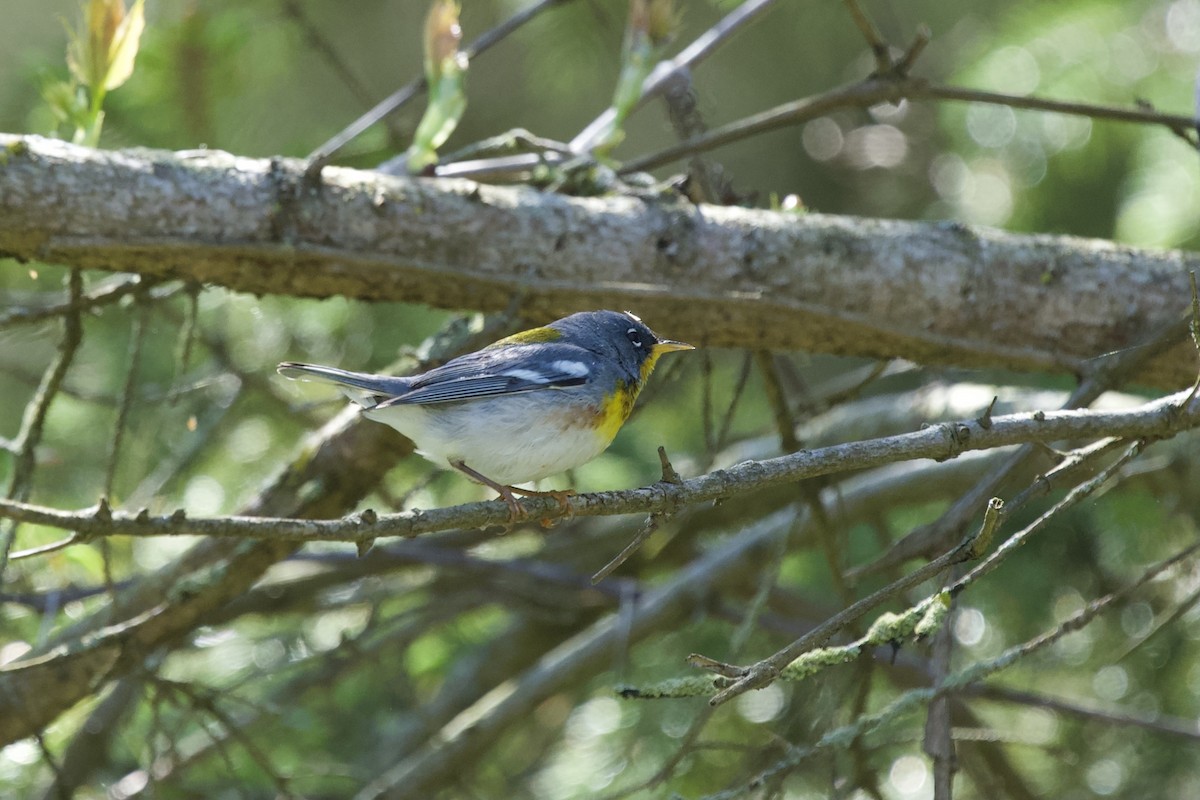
xmin=627 ymin=328 xmax=644 ymax=348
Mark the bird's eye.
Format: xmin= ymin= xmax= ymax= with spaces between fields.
xmin=626 ymin=328 xmax=645 ymax=348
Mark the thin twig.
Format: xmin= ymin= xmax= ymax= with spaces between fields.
xmin=755 ymin=352 xmax=801 ymax=453
xmin=9 ymin=535 xmax=83 ymax=561
xmin=98 ymin=290 xmax=151 ymax=593
xmin=590 ymin=517 xmax=661 ymax=585
xmin=170 ymin=284 xmax=201 ymax=406
xmin=1114 ymin=583 xmax=1200 ymax=663
xmin=0 ymin=269 xmax=85 ymax=581
xmin=103 ymin=292 xmax=150 ymax=499
xmin=852 ymin=302 xmax=1193 ymax=580
xmin=305 ymin=0 xmax=573 ymax=176
xmin=970 ymin=684 xmax=1200 ymax=742
xmin=714 ymin=352 xmax=754 ymax=454
xmin=0 ymin=275 xmax=174 ymax=330
xmin=2 ymin=389 xmax=1199 ymax=546
xmin=697 ymin=538 xmax=1200 ymax=800
xmin=570 ymin=0 xmax=780 ymax=153
xmin=620 ymin=76 xmax=1200 ymax=174
xmin=924 ymin=592 xmax=958 ymax=800
xmin=280 ymin=0 xmax=382 ymax=114
xmin=155 ymin=679 xmax=293 ymax=796
xmin=701 ymin=349 xmax=716 ymax=459
xmin=703 ymin=515 xmax=984 ymax=706
xmin=947 ymin=440 xmax=1144 ymax=597
xmin=895 ymin=24 xmax=932 ymax=76
xmin=442 ymin=0 xmax=781 ymax=181
xmin=841 ymin=0 xmax=891 ymax=73
xmin=590 ymin=447 xmax=685 ymax=584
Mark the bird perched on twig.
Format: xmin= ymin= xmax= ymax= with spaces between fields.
xmin=278 ymin=310 xmax=693 ymax=519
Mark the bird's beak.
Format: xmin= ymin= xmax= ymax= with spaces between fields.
xmin=653 ymin=339 xmax=695 ymax=354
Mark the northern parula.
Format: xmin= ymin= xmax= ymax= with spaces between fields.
xmin=278 ymin=310 xmax=693 ymax=516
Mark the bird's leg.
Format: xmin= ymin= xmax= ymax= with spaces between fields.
xmin=451 ymin=460 xmax=527 ymax=521
xmin=506 ymin=485 xmax=576 ymax=516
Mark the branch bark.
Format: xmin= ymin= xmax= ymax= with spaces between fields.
xmin=2 ymin=387 xmax=1198 ymax=543
xmin=1 ymin=134 xmax=1197 ymax=388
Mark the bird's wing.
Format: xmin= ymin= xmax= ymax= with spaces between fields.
xmin=376 ymin=344 xmax=597 ymax=407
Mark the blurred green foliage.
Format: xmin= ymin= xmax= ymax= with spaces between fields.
xmin=2 ymin=1 xmax=1200 ymax=799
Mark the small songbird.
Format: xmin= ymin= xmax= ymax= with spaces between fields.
xmin=278 ymin=310 xmax=693 ymax=517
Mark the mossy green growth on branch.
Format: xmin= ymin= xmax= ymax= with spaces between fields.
xmin=618 ymin=592 xmax=954 ymax=700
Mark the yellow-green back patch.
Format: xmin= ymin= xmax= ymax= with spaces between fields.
xmin=488 ymin=327 xmax=563 ymax=347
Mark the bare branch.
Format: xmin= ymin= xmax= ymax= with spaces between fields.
xmin=970 ymin=684 xmax=1200 ymax=742
xmin=851 ymin=306 xmax=1193 ymax=579
xmin=698 ymin=538 xmax=1200 ymax=800
xmin=352 ymin=508 xmax=799 ymax=800
xmin=280 ymin=0 xmax=381 ymax=114
xmin=305 ymin=0 xmax=573 ymax=173
xmin=924 ymin=599 xmax=958 ymax=800
xmin=707 ymin=438 xmax=1145 ymax=707
xmin=841 ymin=0 xmax=891 ymax=73
xmin=570 ymin=0 xmax=780 ymax=153
xmin=622 ymin=76 xmax=1200 ymax=174
xmin=0 ymin=269 xmax=84 ymax=578
xmin=1 ymin=388 xmax=1197 ymax=546
xmin=0 ymin=275 xmax=171 ymax=330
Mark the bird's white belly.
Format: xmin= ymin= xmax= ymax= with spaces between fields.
xmin=364 ymin=395 xmax=611 ymax=486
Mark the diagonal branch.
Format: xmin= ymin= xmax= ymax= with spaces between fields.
xmin=304 ymin=0 xmax=574 ymax=172
xmin=569 ymin=0 xmax=779 ymax=153
xmin=621 ymin=75 xmax=1200 ymax=174
xmin=705 ymin=437 xmax=1148 ymax=707
xmin=699 ymin=538 xmax=1200 ymax=800
xmin=352 ymin=508 xmax=800 ymax=800
xmin=0 ymin=269 xmax=84 ymax=579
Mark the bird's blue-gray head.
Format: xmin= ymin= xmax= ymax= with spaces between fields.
xmin=550 ymin=310 xmax=693 ymax=384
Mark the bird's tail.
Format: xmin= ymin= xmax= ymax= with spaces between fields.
xmin=277 ymin=362 xmax=410 ymax=408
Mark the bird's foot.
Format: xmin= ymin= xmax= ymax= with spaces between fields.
xmin=451 ymin=460 xmax=537 ymax=524
xmin=507 ymin=486 xmax=576 ymax=527
xmin=493 ymin=485 xmax=531 ymax=524
xmin=450 ymin=460 xmax=576 ymax=526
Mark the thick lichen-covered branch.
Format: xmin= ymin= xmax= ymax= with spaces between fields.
xmin=1 ymin=134 xmax=1197 ymax=388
